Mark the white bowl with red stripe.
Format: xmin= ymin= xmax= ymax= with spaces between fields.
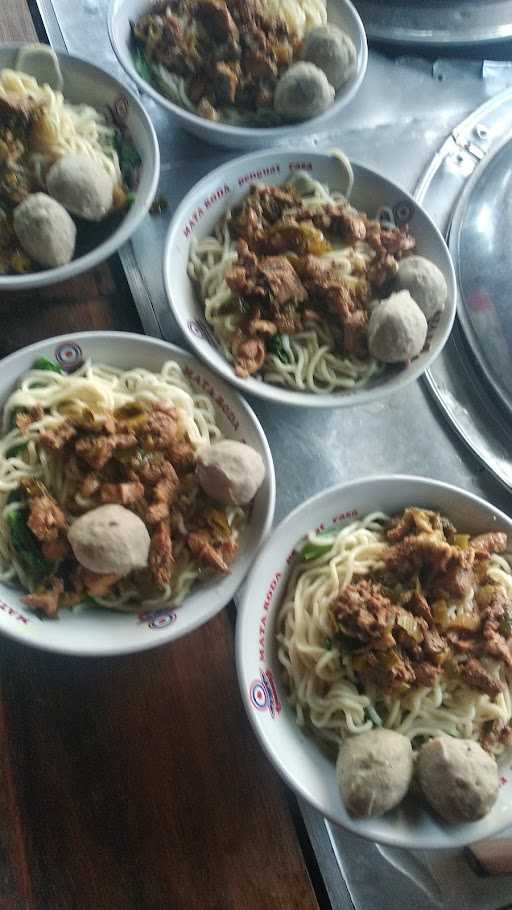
xmin=0 ymin=45 xmax=159 ymax=292
xmin=108 ymin=0 xmax=368 ymax=150
xmin=163 ymin=149 xmax=456 ymax=408
xmin=0 ymin=332 xmax=275 ymax=656
xmin=236 ymin=474 xmax=512 ymax=849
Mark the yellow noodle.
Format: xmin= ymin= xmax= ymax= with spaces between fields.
xmin=0 ymin=68 xmax=121 ymax=186
xmin=277 ymin=513 xmax=512 ymax=757
xmin=189 ymin=177 xmax=385 ymax=394
xmin=0 ymin=360 xmax=245 ymax=609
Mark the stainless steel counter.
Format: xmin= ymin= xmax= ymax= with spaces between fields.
xmin=33 ymin=2 xmax=512 ymax=906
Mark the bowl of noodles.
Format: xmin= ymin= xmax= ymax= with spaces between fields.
xmin=0 ymin=44 xmax=159 ymax=290
xmin=236 ymin=475 xmax=512 ymax=848
xmin=0 ymin=332 xmax=274 ymax=656
xmin=163 ymin=149 xmax=456 ymax=408
xmin=108 ymin=0 xmax=367 ymax=149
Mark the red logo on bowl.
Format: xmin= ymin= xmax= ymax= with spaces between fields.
xmin=0 ymin=600 xmax=30 ymax=624
xmin=182 ymin=184 xmax=231 ymax=238
xmin=138 ymin=607 xmax=177 ymax=630
xmin=182 ymin=363 xmax=240 ymax=432
xmin=249 ymin=669 xmax=281 ymax=718
xmin=55 ymin=342 xmax=83 ymax=372
xmin=393 ymin=201 xmax=414 ymax=226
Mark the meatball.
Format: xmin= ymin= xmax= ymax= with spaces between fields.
xmin=196 ymin=440 xmax=265 ymax=506
xmin=337 ymin=729 xmax=413 ymax=818
xmin=395 ymin=256 xmax=448 ymax=321
xmin=302 ymin=25 xmax=356 ymax=90
xmin=274 ymin=62 xmax=335 ymax=121
xmin=68 ymin=504 xmax=151 ymax=576
xmin=417 ymin=737 xmax=499 ymax=823
xmin=47 ymin=153 xmax=114 ymax=221
xmin=13 ymin=193 xmax=76 ymax=268
xmin=368 ymin=290 xmax=428 ymax=363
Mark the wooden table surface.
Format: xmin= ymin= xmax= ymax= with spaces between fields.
xmin=0 ymin=3 xmax=322 ymax=908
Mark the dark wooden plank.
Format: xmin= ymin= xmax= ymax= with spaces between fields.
xmin=0 ymin=5 xmax=321 ymax=910
xmin=0 ymin=258 xmax=142 ymax=359
xmin=0 ymin=613 xmax=317 ymax=910
xmin=0 ymin=0 xmax=37 ymax=42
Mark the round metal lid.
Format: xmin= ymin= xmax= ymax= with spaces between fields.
xmin=354 ymin=1 xmax=512 ymax=46
xmin=449 ymin=130 xmax=512 ymax=415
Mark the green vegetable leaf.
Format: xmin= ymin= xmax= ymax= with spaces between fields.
xmin=500 ymin=610 xmax=512 ymax=638
xmin=114 ymin=131 xmax=141 ymax=187
xmin=134 ymin=48 xmax=152 ymax=83
xmin=267 ymin=334 xmax=290 ymax=364
xmin=7 ymin=510 xmax=54 ymax=583
xmin=33 ymin=356 xmax=63 ymax=374
xmin=238 ymin=298 xmax=252 ymax=316
xmin=7 ymin=441 xmax=27 ymax=458
xmin=300 ymin=528 xmax=336 ymax=561
xmin=301 ymin=541 xmax=334 ymax=561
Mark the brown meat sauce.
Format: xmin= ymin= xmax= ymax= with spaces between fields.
xmin=133 ymin=0 xmax=297 ymax=123
xmin=13 ymin=402 xmax=240 ymax=617
xmin=203 ymin=182 xmax=416 ymax=379
xmin=329 ymin=508 xmax=512 ymax=747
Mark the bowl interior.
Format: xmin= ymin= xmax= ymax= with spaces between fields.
xmin=0 ymin=333 xmax=274 ymax=656
xmin=108 ymin=0 xmax=368 ymax=147
xmin=0 ymin=46 xmax=158 ymax=291
xmin=236 ymin=475 xmax=512 ymax=849
xmin=164 ymin=150 xmax=456 ymax=408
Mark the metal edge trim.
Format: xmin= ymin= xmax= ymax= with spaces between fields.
xmin=422 ymin=369 xmax=512 ymax=493
xmin=32 ymin=0 xmax=66 ymax=50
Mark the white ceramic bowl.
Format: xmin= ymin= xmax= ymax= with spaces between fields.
xmin=164 ymin=149 xmax=457 ymax=408
xmin=0 ymin=332 xmax=275 ymax=657
xmin=236 ymin=475 xmax=512 ymax=849
xmin=0 ymin=45 xmax=159 ymax=291
xmin=108 ymin=0 xmax=368 ymax=149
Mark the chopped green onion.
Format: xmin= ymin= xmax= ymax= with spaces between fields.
xmin=267 ymin=333 xmax=290 ymax=364
xmin=134 ymin=48 xmax=152 ymax=83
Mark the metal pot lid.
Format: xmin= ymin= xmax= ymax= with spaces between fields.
xmin=416 ymin=86 xmax=512 ymax=493
xmin=449 ymin=131 xmax=512 ymax=415
xmin=354 ymin=1 xmax=512 ymax=46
